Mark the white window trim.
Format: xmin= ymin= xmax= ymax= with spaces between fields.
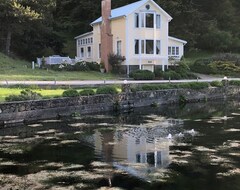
xmin=168 ymin=46 xmax=180 ymax=56
xmin=116 ymin=40 xmax=122 ymax=56
xmin=87 ymin=46 xmax=91 ymax=58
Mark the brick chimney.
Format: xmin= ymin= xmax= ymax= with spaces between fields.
xmin=101 ymin=0 xmax=113 ymax=72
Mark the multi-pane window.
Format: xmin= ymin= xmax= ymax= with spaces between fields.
xmin=135 ymin=12 xmax=161 ymax=29
xmin=135 ymin=39 xmax=161 ymax=55
xmin=99 ymin=44 xmax=101 ymax=58
xmin=117 ymin=40 xmax=122 ymax=56
xmin=87 ymin=46 xmax=91 ymax=58
xmin=168 ymin=46 xmax=180 ymax=56
xmin=80 ymin=47 xmax=84 ymax=58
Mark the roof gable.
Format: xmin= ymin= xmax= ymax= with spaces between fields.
xmin=91 ymin=0 xmax=172 ymax=25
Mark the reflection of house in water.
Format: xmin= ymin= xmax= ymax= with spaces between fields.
xmin=93 ymin=119 xmax=182 ymax=181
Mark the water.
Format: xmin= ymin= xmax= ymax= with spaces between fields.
xmin=0 ymin=100 xmax=239 ymax=189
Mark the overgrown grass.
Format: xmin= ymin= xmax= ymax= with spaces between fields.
xmin=184 ymin=50 xmax=214 ymax=66
xmin=0 ymin=53 xmax=116 ymax=81
xmin=0 ymin=88 xmax=66 ymax=102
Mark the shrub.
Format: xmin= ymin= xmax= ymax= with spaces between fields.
xmin=210 ymin=81 xmax=223 ymax=87
xmin=162 ymin=70 xmax=181 ymax=80
xmin=209 ymin=61 xmax=240 ymax=74
xmin=62 ymin=89 xmax=79 ymax=97
xmin=190 ymin=59 xmax=213 ymax=74
xmin=86 ymin=62 xmax=100 ymax=71
xmin=131 ymin=70 xmax=155 ymax=80
xmin=79 ymin=89 xmax=95 ymax=96
xmin=177 ymin=82 xmax=209 ymax=89
xmin=96 ymin=86 xmax=118 ymax=95
xmin=212 ymin=53 xmax=240 ymax=66
xmin=74 ymin=61 xmax=90 ymax=71
xmin=229 ymin=80 xmax=240 ymax=86
xmin=5 ymin=89 xmax=42 ymax=102
xmin=108 ymin=53 xmax=125 ymax=74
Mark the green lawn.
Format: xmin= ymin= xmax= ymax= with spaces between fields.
xmin=0 ymin=53 xmax=116 ymax=81
xmin=0 ymin=88 xmax=66 ymax=102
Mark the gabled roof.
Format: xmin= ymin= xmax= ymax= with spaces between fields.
xmin=91 ymin=0 xmax=172 ymax=25
xmin=74 ymin=31 xmax=93 ymax=39
xmin=169 ymin=36 xmax=187 ymax=45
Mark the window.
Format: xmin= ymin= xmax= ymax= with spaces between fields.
xmin=83 ymin=39 xmax=85 ymax=45
xmin=78 ymin=39 xmax=80 ymax=46
xmin=90 ymin=38 xmax=93 ymax=43
xmin=141 ymin=40 xmax=144 ymax=54
xmin=117 ymin=40 xmax=122 ymax=56
xmin=146 ymin=40 xmax=154 ymax=54
xmin=168 ymin=46 xmax=180 ymax=56
xmin=80 ymin=47 xmax=84 ymax=58
xmin=99 ymin=44 xmax=101 ymax=58
xmin=146 ymin=13 xmax=154 ymax=28
xmin=176 ymin=47 xmax=179 ymax=55
xmin=88 ymin=38 xmax=90 ymax=44
xmin=135 ymin=40 xmax=139 ymax=54
xmin=168 ymin=47 xmax=171 ymax=55
xmin=156 ymin=40 xmax=161 ymax=54
xmin=156 ymin=14 xmax=161 ymax=29
xmin=135 ymin=13 xmax=139 ymax=28
xmin=172 ymin=47 xmax=176 ymax=55
xmin=141 ymin=13 xmax=145 ymax=27
xmin=87 ymin=46 xmax=91 ymax=58
xmin=135 ymin=39 xmax=161 ymax=55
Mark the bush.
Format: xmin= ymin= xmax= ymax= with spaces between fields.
xmin=131 ymin=70 xmax=155 ymax=80
xmin=229 ymin=80 xmax=240 ymax=86
xmin=209 ymin=61 xmax=240 ymax=74
xmin=79 ymin=89 xmax=95 ymax=96
xmin=5 ymin=89 xmax=42 ymax=102
xmin=86 ymin=62 xmax=100 ymax=71
xmin=210 ymin=81 xmax=223 ymax=87
xmin=74 ymin=61 xmax=90 ymax=71
xmin=62 ymin=89 xmax=79 ymax=97
xmin=190 ymin=59 xmax=213 ymax=74
xmin=177 ymin=82 xmax=209 ymax=89
xmin=96 ymin=86 xmax=118 ymax=95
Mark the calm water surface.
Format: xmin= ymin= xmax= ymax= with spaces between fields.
xmin=0 ymin=101 xmax=239 ymax=189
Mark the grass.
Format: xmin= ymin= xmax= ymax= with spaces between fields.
xmin=0 ymin=88 xmax=66 ymax=102
xmin=184 ymin=50 xmax=214 ymax=66
xmin=0 ymin=53 xmax=116 ymax=81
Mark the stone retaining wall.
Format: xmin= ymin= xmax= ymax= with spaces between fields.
xmin=0 ymin=86 xmax=239 ymax=125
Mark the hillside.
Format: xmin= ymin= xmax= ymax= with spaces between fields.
xmin=0 ymin=53 xmax=115 ymax=81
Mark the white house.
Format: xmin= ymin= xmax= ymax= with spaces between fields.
xmin=75 ymin=0 xmax=187 ymax=73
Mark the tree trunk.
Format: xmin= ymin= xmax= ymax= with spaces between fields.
xmin=5 ymin=29 xmax=12 ymax=56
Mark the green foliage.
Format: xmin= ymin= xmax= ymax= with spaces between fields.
xmin=191 ymin=54 xmax=240 ymax=75
xmin=96 ymin=86 xmax=118 ymax=95
xmin=79 ymin=89 xmax=95 ymax=96
xmin=47 ymin=61 xmax=100 ymax=72
xmin=62 ymin=89 xmax=79 ymax=97
xmin=108 ymin=53 xmax=126 ymax=74
xmin=130 ymin=70 xmax=155 ymax=80
xmin=177 ymin=82 xmax=209 ymax=90
xmin=210 ymin=81 xmax=223 ymax=87
xmin=155 ymin=62 xmax=197 ymax=80
xmin=5 ymin=89 xmax=42 ymax=102
xmin=229 ymin=80 xmax=240 ymax=86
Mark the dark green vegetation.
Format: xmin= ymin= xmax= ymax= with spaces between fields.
xmin=191 ymin=53 xmax=240 ymax=76
xmin=1 ymin=0 xmax=240 ymax=60
xmin=130 ymin=62 xmax=197 ymax=80
xmin=5 ymin=89 xmax=42 ymax=102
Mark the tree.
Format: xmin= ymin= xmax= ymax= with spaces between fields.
xmin=0 ymin=0 xmax=40 ymax=55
